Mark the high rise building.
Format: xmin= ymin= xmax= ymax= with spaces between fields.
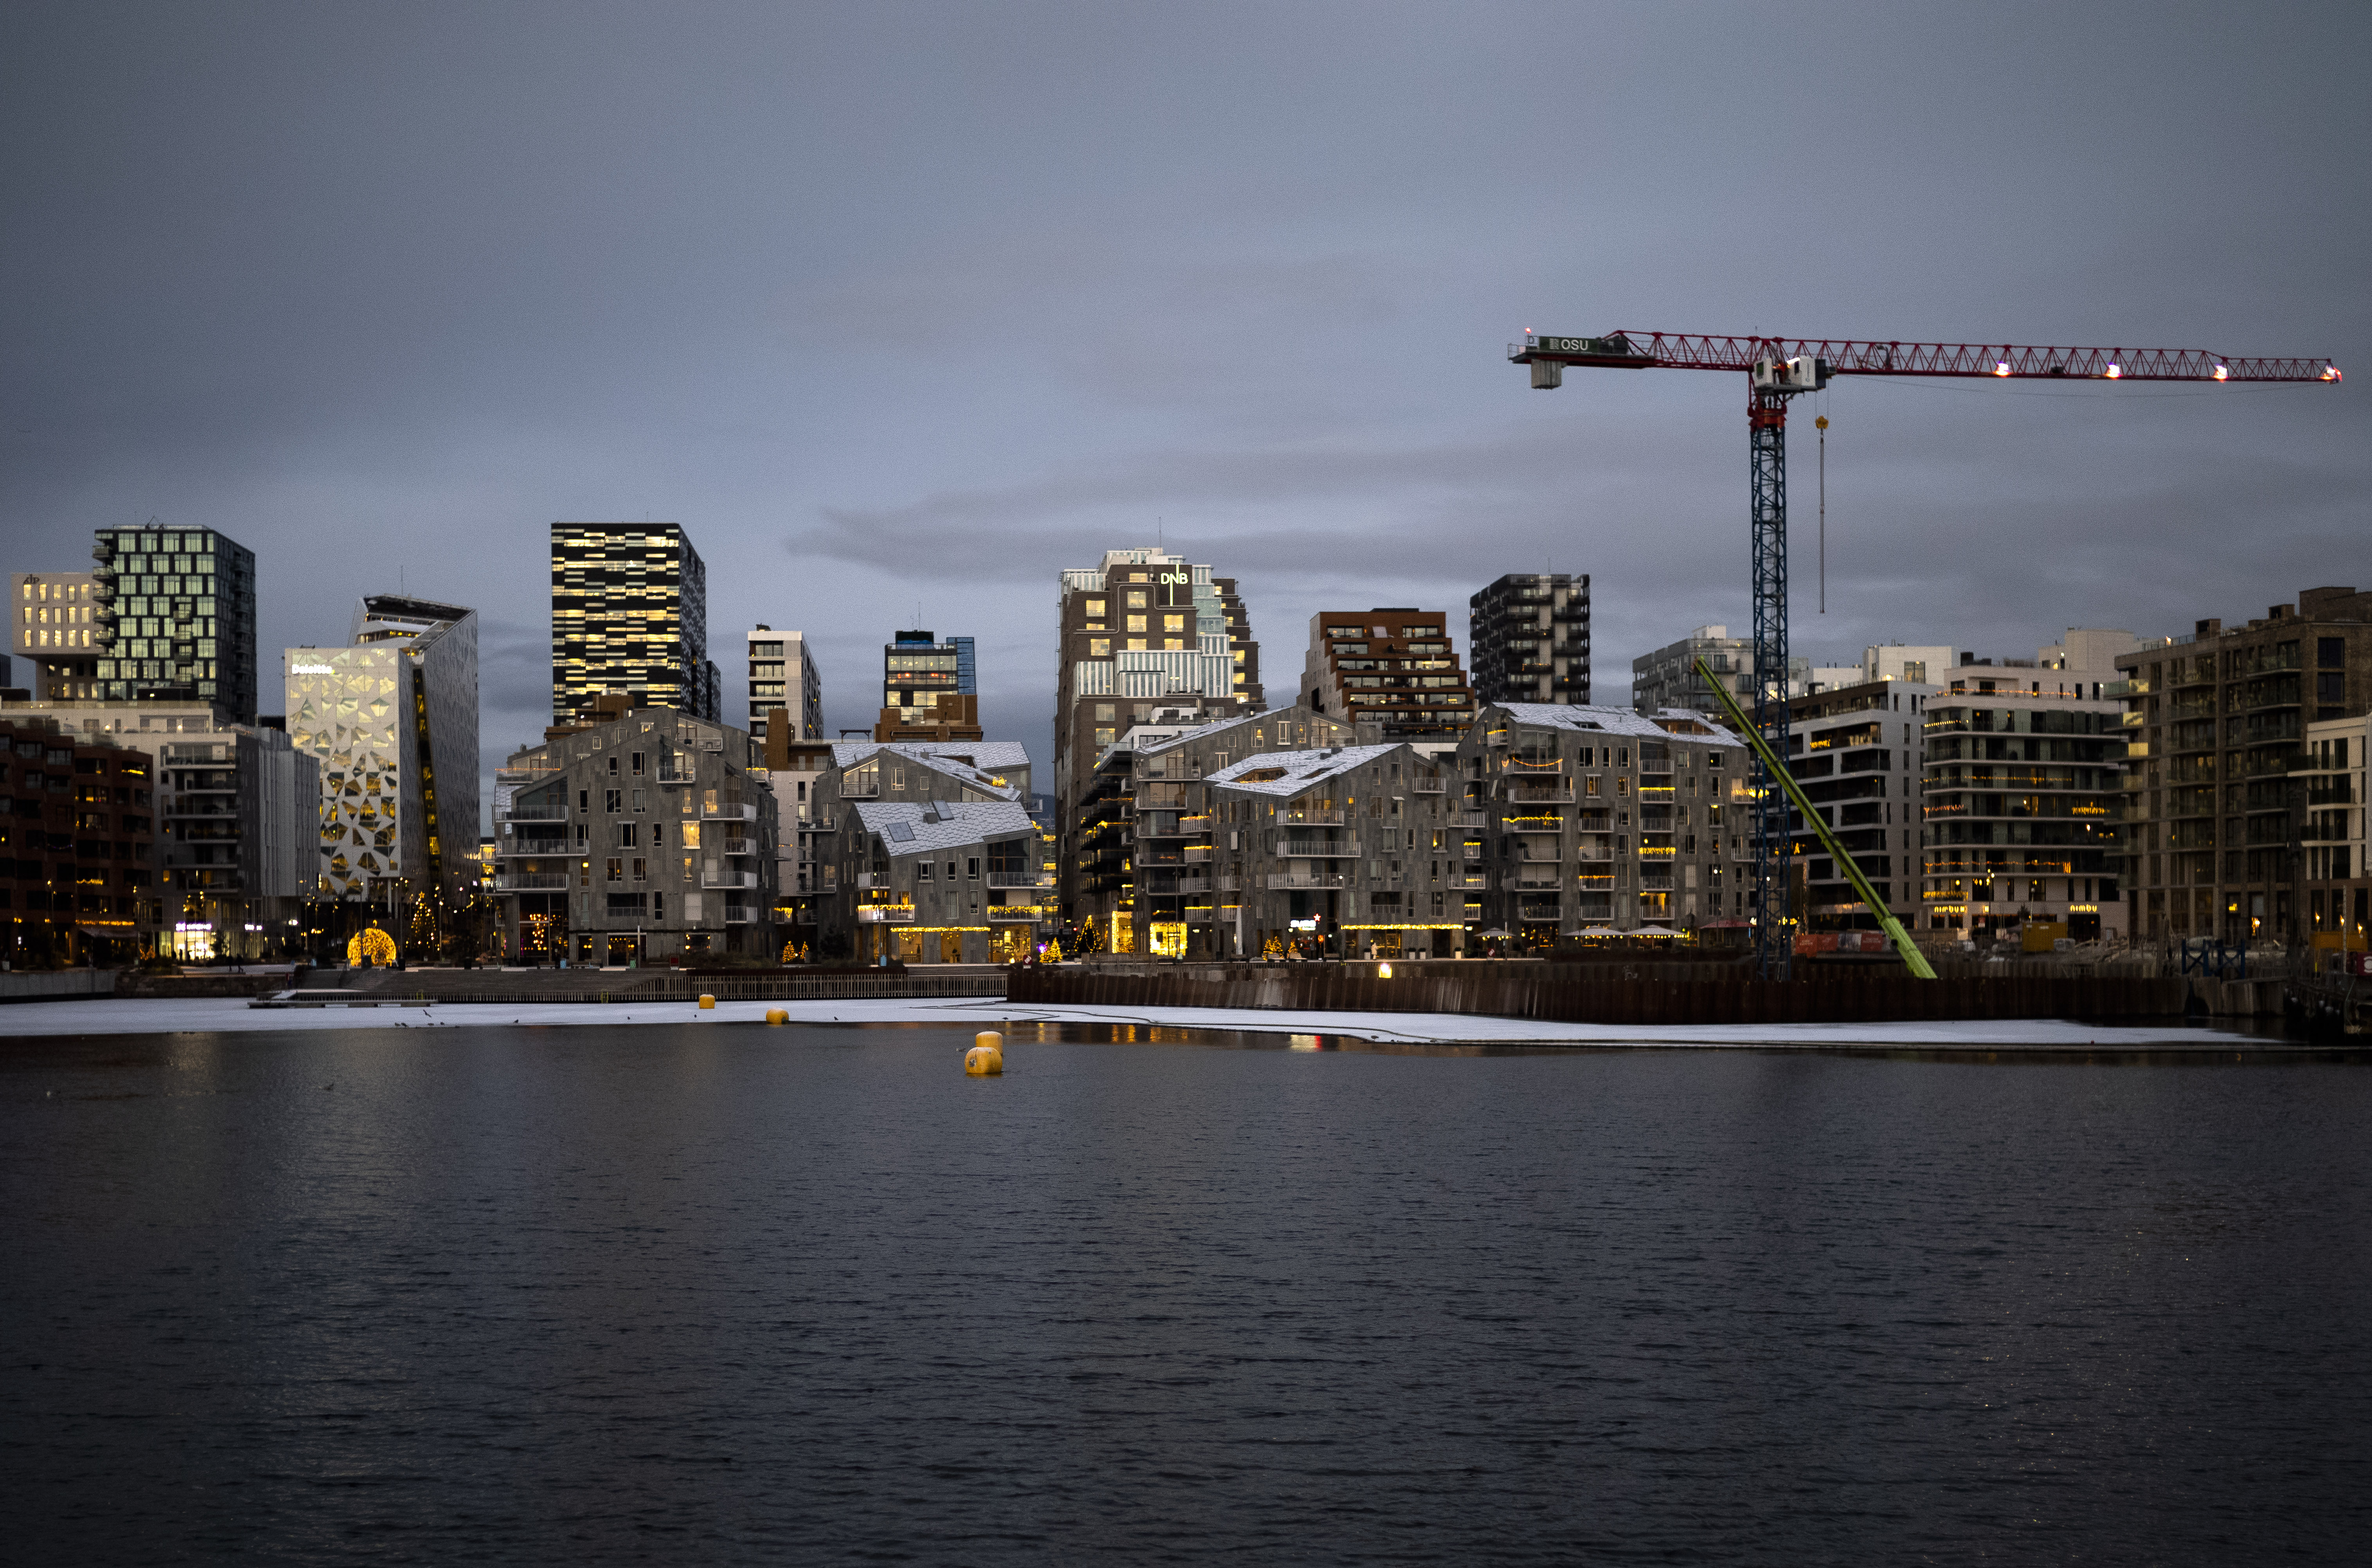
xmin=88 ymin=525 xmax=259 ymax=724
xmin=2118 ymin=587 xmax=2372 ymax=946
xmin=1052 ymin=547 xmax=1263 ymax=923
xmin=876 ymin=629 xmax=981 ymax=741
xmin=11 ymin=572 xmax=102 ymax=699
xmin=1632 ymin=625 xmax=1814 ymax=716
xmin=746 ymin=625 xmax=822 ymax=743
xmin=1469 ymin=573 xmax=1591 ymax=705
xmin=1300 ymin=609 xmax=1475 ymax=740
xmin=284 ymin=595 xmax=481 ymax=902
xmin=549 ymin=522 xmax=716 ymax=724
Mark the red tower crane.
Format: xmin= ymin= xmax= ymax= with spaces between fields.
xmin=1509 ymin=330 xmax=2342 ymax=979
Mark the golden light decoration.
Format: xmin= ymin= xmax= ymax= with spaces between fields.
xmin=348 ymin=928 xmax=397 ymax=966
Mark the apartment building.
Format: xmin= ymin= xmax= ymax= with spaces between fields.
xmin=1469 ymin=573 xmax=1591 ymax=706
xmin=1052 ymin=547 xmax=1261 ymax=923
xmin=1454 ymin=703 xmax=1747 ymax=943
xmin=1300 ymin=610 xmax=1476 ymax=740
xmin=876 ymin=629 xmax=980 ymax=741
xmin=90 ymin=525 xmax=260 ymax=724
xmin=2117 ymin=587 xmax=2372 ymax=946
xmin=490 ymin=706 xmax=779 ymax=965
xmin=1075 ymin=704 xmax=1352 ymax=956
xmin=12 ymin=572 xmax=102 ymax=699
xmin=2299 ymin=715 xmax=2369 ymax=951
xmin=1922 ymin=633 xmax=2136 ymax=943
xmin=1786 ymin=680 xmax=1938 ymax=931
xmin=823 ymin=799 xmax=1045 ymax=964
xmin=284 ymin=595 xmax=480 ymax=902
xmin=549 ymin=522 xmax=717 ymax=725
xmin=0 ymin=716 xmax=157 ymax=965
xmin=746 ymin=626 xmax=822 ymax=744
xmin=1633 ymin=626 xmax=1807 ymax=716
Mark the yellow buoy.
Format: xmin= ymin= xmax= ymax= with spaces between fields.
xmin=965 ymin=1030 xmax=1003 ymax=1076
xmin=698 ymin=994 xmax=716 ymax=1010
xmin=765 ymin=1008 xmax=788 ymax=1026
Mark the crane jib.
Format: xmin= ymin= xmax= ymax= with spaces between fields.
xmin=1509 ymin=332 xmax=2339 ymax=382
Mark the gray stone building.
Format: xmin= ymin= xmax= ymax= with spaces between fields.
xmin=821 ymin=799 xmax=1044 ymax=964
xmin=1204 ymin=740 xmax=1461 ymax=959
xmin=491 ymin=706 xmax=779 ymax=965
xmin=1453 ymin=702 xmax=1748 ymax=944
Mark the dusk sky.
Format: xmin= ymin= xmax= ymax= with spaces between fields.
xmin=5 ymin=2 xmax=2365 ymax=821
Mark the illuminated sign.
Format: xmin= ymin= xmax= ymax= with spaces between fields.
xmin=291 ymin=663 xmax=334 ymax=675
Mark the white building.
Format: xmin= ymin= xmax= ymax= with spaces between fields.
xmin=747 ymin=625 xmax=823 ymax=744
xmin=284 ymin=595 xmax=480 ymax=902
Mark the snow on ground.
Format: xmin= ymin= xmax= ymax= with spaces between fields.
xmin=0 ymin=994 xmax=2273 ymax=1050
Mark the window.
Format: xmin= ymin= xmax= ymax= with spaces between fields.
xmin=606 ymin=858 xmax=624 ymax=882
xmin=917 ymin=860 xmax=932 ymax=881
xmin=605 ymin=789 xmax=622 ymax=814
xmin=633 ymin=858 xmax=647 ymax=881
xmin=966 ymin=857 xmax=979 ymax=879
xmin=1085 ymin=598 xmax=1106 ymax=617
xmin=2319 ymin=637 xmax=2345 ymax=668
xmin=651 ymin=893 xmax=664 ymax=920
xmin=1126 ymin=615 xmax=1147 ymax=633
xmin=607 ymin=756 xmax=618 ymax=776
xmin=631 ymin=751 xmax=644 ymax=775
xmin=1090 ymin=638 xmax=1111 ymax=657
xmin=946 ymin=860 xmax=958 ymax=880
xmin=652 ymin=823 xmax=665 ymax=849
xmin=1095 ymin=727 xmax=1116 ymax=746
xmin=1164 ymin=613 xmax=1186 ymax=633
xmin=616 ymin=823 xmax=639 ymax=848
xmin=1126 ymin=590 xmax=1148 ymax=609
xmin=578 ymin=789 xmax=589 ymax=811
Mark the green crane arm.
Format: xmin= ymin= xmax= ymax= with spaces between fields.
xmin=1693 ymin=657 xmax=1937 ymax=979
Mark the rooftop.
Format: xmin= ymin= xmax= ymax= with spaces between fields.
xmin=851 ymin=799 xmax=1036 ymax=856
xmin=1207 ymin=744 xmax=1407 ymax=797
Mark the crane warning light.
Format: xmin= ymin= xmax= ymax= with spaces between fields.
xmin=2105 ymin=363 xmax=2122 ymax=379
xmin=2214 ymin=365 xmax=2229 ymax=381
xmin=1994 ymin=361 xmax=2011 ymax=376
xmin=2324 ymin=366 xmax=2343 ymax=381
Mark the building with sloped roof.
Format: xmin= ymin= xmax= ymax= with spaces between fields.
xmin=820 ymin=797 xmax=1045 ymax=963
xmin=1452 ymin=702 xmax=1748 ymax=944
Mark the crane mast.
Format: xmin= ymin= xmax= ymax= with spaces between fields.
xmin=1511 ymin=330 xmax=2340 ymax=980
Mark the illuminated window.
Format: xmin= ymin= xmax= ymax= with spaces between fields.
xmin=1164 ymin=614 xmax=1185 ymax=633
xmin=1089 ymin=638 xmax=1111 ymax=657
xmin=1126 ymin=615 xmax=1147 ymax=633
xmin=1126 ymin=591 xmax=1148 ymax=609
xmin=1085 ymin=599 xmax=1106 ymax=616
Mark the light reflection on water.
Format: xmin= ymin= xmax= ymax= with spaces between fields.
xmin=2 ymin=1021 xmax=2366 ymax=1564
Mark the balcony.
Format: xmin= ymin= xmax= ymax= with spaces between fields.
xmin=702 ymin=801 xmax=757 ymax=822
xmin=987 ymin=871 xmax=1051 ymax=888
xmin=1451 ymin=812 xmax=1489 ymax=830
xmin=1511 ymin=870 xmax=1563 ymax=890
xmin=1268 ymin=873 xmax=1349 ymax=889
xmin=1577 ymin=874 xmax=1614 ymax=891
xmin=496 ymin=872 xmax=571 ymax=891
xmin=724 ymin=904 xmax=755 ymax=924
xmin=1450 ymin=871 xmax=1489 ymax=889
xmin=1182 ymin=843 xmax=1214 ymax=863
xmin=701 ymin=870 xmax=758 ymax=889
xmin=1412 ymin=779 xmax=1446 ymax=794
xmin=1279 ymin=837 xmax=1359 ymax=858
xmin=1505 ymin=814 xmax=1563 ymax=833
xmin=1173 ymin=875 xmax=1212 ymax=894
xmin=1281 ymin=809 xmax=1345 ymax=826
xmin=503 ymin=803 xmax=569 ymax=822
xmin=1505 ymin=782 xmax=1575 ymax=805
xmin=857 ymin=904 xmax=915 ymax=923
xmin=717 ymin=837 xmax=754 ymax=856
xmin=989 ymin=904 xmax=1050 ymax=921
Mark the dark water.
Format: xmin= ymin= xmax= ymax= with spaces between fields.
xmin=3 ymin=1022 xmax=2367 ymax=1564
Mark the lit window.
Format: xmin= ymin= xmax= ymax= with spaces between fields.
xmin=1126 ymin=615 xmax=1147 ymax=633
xmin=1126 ymin=591 xmax=1147 ymax=609
xmin=1164 ymin=614 xmax=1185 ymax=632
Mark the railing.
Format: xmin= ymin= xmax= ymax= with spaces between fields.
xmin=857 ymin=905 xmax=915 ymax=922
xmin=1505 ymin=783 xmax=1576 ymax=804
xmin=724 ymin=905 xmax=755 ymax=924
xmin=1173 ymin=875 xmax=1212 ymax=894
xmin=503 ymin=803 xmax=569 ymax=822
xmin=496 ymin=872 xmax=571 ymax=891
xmin=1507 ymin=756 xmax=1564 ymax=773
xmin=716 ymin=837 xmax=753 ymax=857
xmin=1577 ymin=874 xmax=1614 ymax=891
xmin=1182 ymin=844 xmax=1214 ymax=863
xmin=701 ymin=871 xmax=757 ymax=889
xmin=987 ymin=871 xmax=1051 ymax=888
xmin=1451 ymin=812 xmax=1488 ymax=830
xmin=496 ymin=766 xmax=563 ymax=784
xmin=1511 ymin=871 xmax=1562 ymax=890
xmin=989 ymin=904 xmax=1050 ymax=921
xmin=1282 ymin=809 xmax=1346 ymax=826
xmin=1513 ymin=847 xmax=1561 ymax=864
xmin=1279 ymin=838 xmax=1358 ymax=858
xmin=701 ymin=802 xmax=757 ymax=821
xmin=1504 ymin=815 xmax=1564 ymax=833
xmin=1412 ymin=779 xmax=1446 ymax=794
xmin=1218 ymin=873 xmax=1241 ymax=891
xmin=1450 ymin=871 xmax=1489 ymax=889
xmin=1268 ymin=873 xmax=1348 ymax=889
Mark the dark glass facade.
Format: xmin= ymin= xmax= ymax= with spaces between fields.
xmin=89 ymin=527 xmax=259 ymax=724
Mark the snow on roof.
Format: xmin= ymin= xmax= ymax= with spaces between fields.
xmin=849 ymin=799 xmax=1037 ymax=857
xmin=827 ymin=740 xmax=1029 ymax=798
xmin=1206 ymin=744 xmax=1406 ymax=798
xmin=1488 ymin=702 xmax=1744 ymax=747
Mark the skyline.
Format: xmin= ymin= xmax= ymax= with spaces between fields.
xmin=4 ymin=2 xmax=2365 ymax=805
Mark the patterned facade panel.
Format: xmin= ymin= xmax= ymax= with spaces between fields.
xmin=286 ymin=646 xmax=408 ymax=898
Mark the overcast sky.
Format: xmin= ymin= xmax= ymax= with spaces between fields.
xmin=5 ymin=2 xmax=2365 ymax=824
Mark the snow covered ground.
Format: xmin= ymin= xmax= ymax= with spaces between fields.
xmin=0 ymin=994 xmax=2279 ymax=1049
